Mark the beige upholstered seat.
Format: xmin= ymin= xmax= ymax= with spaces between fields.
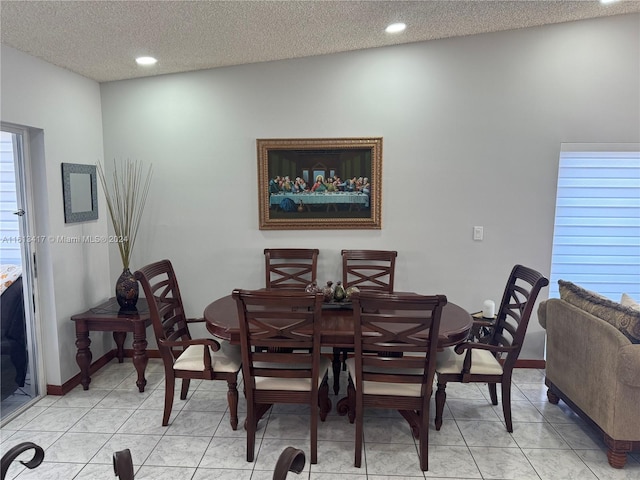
xmin=134 ymin=259 xmax=241 ymax=428
xmin=345 ymin=359 xmax=427 ymax=396
xmin=434 ymin=264 xmax=548 ymax=433
xmin=436 ymin=347 xmax=504 ymax=376
xmin=172 ymin=342 xmax=241 ymax=372
xmin=253 ymin=358 xmax=331 ymax=391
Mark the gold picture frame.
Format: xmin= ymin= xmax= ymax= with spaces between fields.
xmin=257 ymin=137 xmax=382 ymax=230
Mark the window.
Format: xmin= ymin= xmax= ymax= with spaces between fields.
xmin=549 ymin=144 xmax=640 ymax=301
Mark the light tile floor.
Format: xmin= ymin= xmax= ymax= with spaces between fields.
xmin=1 ymin=359 xmax=639 ymax=479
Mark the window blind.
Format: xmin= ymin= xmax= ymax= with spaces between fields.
xmin=0 ymin=131 xmax=22 ymax=266
xmin=550 ymin=145 xmax=640 ymax=301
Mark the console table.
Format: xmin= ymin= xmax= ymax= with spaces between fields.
xmin=71 ymin=297 xmax=151 ymax=392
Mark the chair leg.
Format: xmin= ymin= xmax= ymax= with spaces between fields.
xmin=354 ymin=386 xmax=363 ymax=468
xmin=419 ymin=408 xmax=429 ymax=471
xmin=501 ymin=380 xmax=513 ymax=432
xmin=163 ymin=374 xmax=175 ymax=426
xmin=310 ymin=396 xmax=318 ymax=464
xmin=227 ymin=379 xmax=239 ymax=430
xmin=246 ymin=402 xmax=256 ymax=462
xmin=434 ymin=381 xmax=446 ymax=431
xmin=346 ymin=375 xmax=356 ymax=424
xmin=332 ymin=349 xmax=342 ymax=395
xmin=180 ymin=378 xmax=190 ymax=400
xmin=488 ymin=383 xmax=498 ymax=405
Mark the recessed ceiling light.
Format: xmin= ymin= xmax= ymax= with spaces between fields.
xmin=599 ymin=0 xmax=619 ymax=4
xmin=385 ymin=23 xmax=406 ymax=34
xmin=135 ymin=56 xmax=157 ymax=66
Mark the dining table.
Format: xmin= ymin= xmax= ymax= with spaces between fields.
xmin=205 ymin=294 xmax=472 ymax=380
xmin=204 ymin=292 xmax=473 ymax=438
xmin=204 ymin=293 xmax=472 ymax=347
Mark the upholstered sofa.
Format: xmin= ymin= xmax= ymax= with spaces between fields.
xmin=538 ymin=281 xmax=640 ymax=468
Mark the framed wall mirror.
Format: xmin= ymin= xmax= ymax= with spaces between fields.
xmin=61 ymin=163 xmax=98 ymax=223
xmin=257 ymin=137 xmax=383 ymax=230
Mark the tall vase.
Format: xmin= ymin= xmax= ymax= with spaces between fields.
xmin=115 ymin=267 xmax=139 ymax=311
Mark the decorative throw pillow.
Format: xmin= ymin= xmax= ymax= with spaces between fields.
xmin=558 ymin=280 xmax=640 ymax=344
xmin=621 ymin=293 xmax=640 ymax=312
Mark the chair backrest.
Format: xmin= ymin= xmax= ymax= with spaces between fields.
xmin=342 ymin=249 xmax=397 ymax=293
xmin=264 ymin=248 xmax=319 ymax=290
xmin=486 ymin=264 xmax=549 ymax=368
xmin=352 ymin=291 xmax=447 ymax=399
xmin=134 ymin=260 xmax=191 ymax=366
xmin=233 ymin=289 xmax=324 ymax=392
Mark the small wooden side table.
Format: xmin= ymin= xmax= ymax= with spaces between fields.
xmin=71 ymin=297 xmax=151 ymax=392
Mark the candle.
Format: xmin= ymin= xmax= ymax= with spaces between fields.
xmin=482 ymin=300 xmax=495 ymax=318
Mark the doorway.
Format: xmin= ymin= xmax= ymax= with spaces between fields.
xmin=0 ymin=127 xmax=40 ymax=422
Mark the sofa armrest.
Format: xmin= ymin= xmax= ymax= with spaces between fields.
xmin=538 ymin=300 xmax=548 ymax=329
xmin=619 ymin=344 xmax=640 ymax=387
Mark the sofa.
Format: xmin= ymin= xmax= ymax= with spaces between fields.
xmin=538 ymin=280 xmax=640 ymax=468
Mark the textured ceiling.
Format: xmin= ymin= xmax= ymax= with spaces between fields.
xmin=2 ymin=1 xmax=639 ymax=83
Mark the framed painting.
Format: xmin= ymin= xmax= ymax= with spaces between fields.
xmin=257 ymin=137 xmax=382 ymax=230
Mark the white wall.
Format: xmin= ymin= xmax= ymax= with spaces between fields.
xmin=1 ymin=45 xmax=111 ymax=386
xmin=100 ymin=14 xmax=639 ymax=361
xmin=1 ymin=13 xmax=638 ymax=390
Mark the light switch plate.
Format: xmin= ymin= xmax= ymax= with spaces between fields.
xmin=473 ymin=226 xmax=484 ymax=241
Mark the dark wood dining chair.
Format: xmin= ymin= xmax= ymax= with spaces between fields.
xmin=333 ymin=249 xmax=398 ymax=394
xmin=113 ymin=449 xmax=134 ymax=480
xmin=134 ymin=260 xmax=241 ymax=429
xmin=233 ymin=289 xmax=332 ymax=464
xmin=111 ymin=446 xmax=305 ymax=479
xmin=1 ymin=442 xmax=44 ymax=480
xmin=343 ymin=291 xmax=447 ymax=471
xmin=273 ymin=447 xmax=306 ymax=479
xmin=434 ymin=264 xmax=549 ymax=432
xmin=264 ymin=248 xmax=319 ymax=290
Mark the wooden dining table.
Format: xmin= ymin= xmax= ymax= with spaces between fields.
xmin=204 ymin=293 xmax=472 ymax=347
xmin=204 ymin=293 xmax=473 ymax=438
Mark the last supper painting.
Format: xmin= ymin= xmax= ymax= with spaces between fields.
xmin=257 ymin=137 xmax=382 ymax=230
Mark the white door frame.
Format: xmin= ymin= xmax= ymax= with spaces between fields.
xmin=1 ymin=122 xmax=46 ymax=418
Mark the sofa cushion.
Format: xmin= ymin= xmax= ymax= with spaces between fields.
xmin=558 ymin=280 xmax=640 ymax=344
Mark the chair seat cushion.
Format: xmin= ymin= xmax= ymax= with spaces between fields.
xmin=254 ymin=356 xmax=331 ymax=391
xmin=345 ymin=357 xmax=425 ymax=397
xmin=436 ymin=346 xmax=503 ymax=376
xmin=174 ymin=340 xmax=241 ymax=373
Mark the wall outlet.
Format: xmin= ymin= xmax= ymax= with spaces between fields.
xmin=473 ymin=226 xmax=484 ymax=241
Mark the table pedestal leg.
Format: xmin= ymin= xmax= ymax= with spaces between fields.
xmin=332 ymin=350 xmax=342 ymax=395
xmin=75 ymin=325 xmax=92 ymax=390
xmin=132 ymin=327 xmax=148 ymax=392
xmin=113 ymin=332 xmax=126 ymax=363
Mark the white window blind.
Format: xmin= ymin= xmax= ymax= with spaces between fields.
xmin=0 ymin=131 xmax=22 ymax=266
xmin=549 ymin=144 xmax=640 ymax=301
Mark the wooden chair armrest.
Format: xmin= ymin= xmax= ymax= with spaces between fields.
xmin=273 ymin=447 xmax=306 ymax=480
xmin=454 ymin=342 xmax=515 ymax=355
xmin=159 ymin=337 xmax=220 ymax=351
xmin=472 ymin=319 xmax=495 ymax=328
